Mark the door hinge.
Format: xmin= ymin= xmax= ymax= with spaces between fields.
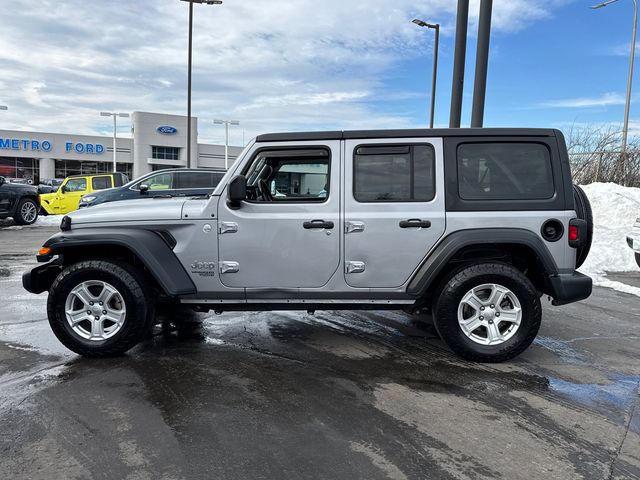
xmin=345 ymin=261 xmax=366 ymax=274
xmin=219 ymin=222 xmax=238 ymax=234
xmin=220 ymin=261 xmax=239 ymax=274
xmin=345 ymin=221 xmax=365 ymax=234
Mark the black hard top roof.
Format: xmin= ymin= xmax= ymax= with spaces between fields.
xmin=67 ymin=172 xmax=128 ymax=179
xmin=256 ymin=128 xmax=559 ymax=143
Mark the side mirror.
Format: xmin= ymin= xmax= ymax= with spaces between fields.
xmin=0 ymin=176 xmax=4 ymax=187
xmin=60 ymin=184 xmax=68 ymax=193
xmin=139 ymin=184 xmax=149 ymax=194
xmin=227 ymin=175 xmax=247 ymax=209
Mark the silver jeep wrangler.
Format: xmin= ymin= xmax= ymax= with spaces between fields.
xmin=23 ymin=128 xmax=593 ymax=362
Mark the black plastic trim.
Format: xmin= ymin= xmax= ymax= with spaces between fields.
xmin=255 ymin=128 xmax=556 ymax=143
xmin=40 ymin=228 xmax=196 ymax=296
xmin=407 ymin=228 xmax=559 ymax=297
xmin=22 ymin=261 xmax=63 ymax=294
xmin=548 ymin=272 xmax=592 ymax=306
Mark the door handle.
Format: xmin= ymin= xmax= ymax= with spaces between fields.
xmin=303 ymin=219 xmax=334 ymax=229
xmin=399 ymin=219 xmax=431 ymax=229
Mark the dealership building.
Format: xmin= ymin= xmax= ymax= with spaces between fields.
xmin=0 ymin=111 xmax=243 ymax=183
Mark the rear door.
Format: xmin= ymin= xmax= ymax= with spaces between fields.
xmin=343 ymin=138 xmax=446 ymax=288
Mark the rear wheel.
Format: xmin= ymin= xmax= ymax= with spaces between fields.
xmin=47 ymin=260 xmax=152 ymax=357
xmin=14 ymin=198 xmax=38 ymax=225
xmin=433 ymin=263 xmax=541 ymax=362
xmin=572 ymin=185 xmax=593 ymax=268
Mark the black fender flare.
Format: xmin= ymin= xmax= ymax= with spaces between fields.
xmin=39 ymin=228 xmax=196 ymax=296
xmin=406 ymin=228 xmax=559 ymax=297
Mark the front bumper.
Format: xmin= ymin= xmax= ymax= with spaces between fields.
xmin=22 ymin=261 xmax=62 ymax=294
xmin=548 ymin=271 xmax=592 ymax=306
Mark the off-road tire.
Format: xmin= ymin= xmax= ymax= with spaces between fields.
xmin=433 ymin=262 xmax=541 ymax=363
xmin=14 ymin=198 xmax=38 ymax=225
xmin=573 ymin=185 xmax=593 ymax=268
xmin=47 ymin=260 xmax=152 ymax=357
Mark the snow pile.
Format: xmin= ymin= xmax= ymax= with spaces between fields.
xmin=579 ymin=182 xmax=640 ymax=292
xmin=36 ymin=214 xmax=64 ymax=226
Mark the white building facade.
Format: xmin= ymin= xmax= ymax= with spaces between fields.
xmin=0 ymin=111 xmax=243 ymax=183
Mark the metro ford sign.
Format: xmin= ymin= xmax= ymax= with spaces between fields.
xmin=0 ymin=138 xmax=104 ymax=155
xmin=157 ymin=125 xmax=178 ymax=135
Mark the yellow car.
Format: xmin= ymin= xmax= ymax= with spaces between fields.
xmin=40 ymin=172 xmax=128 ymax=215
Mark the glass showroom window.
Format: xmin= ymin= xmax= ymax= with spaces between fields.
xmin=152 ymin=146 xmax=180 ymax=161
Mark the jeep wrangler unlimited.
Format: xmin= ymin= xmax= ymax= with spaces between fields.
xmin=23 ymin=128 xmax=593 ymax=362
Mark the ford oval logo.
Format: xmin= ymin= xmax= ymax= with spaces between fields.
xmin=157 ymin=125 xmax=178 ymax=135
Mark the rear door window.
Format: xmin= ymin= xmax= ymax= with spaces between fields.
xmin=457 ymin=143 xmax=554 ymax=200
xmin=176 ymin=171 xmax=217 ymax=189
xmin=353 ymin=144 xmax=435 ymax=202
xmin=91 ymin=176 xmax=111 ymax=191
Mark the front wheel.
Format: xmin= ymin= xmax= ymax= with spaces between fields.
xmin=47 ymin=260 xmax=152 ymax=357
xmin=14 ymin=198 xmax=38 ymax=225
xmin=433 ymin=263 xmax=541 ymax=363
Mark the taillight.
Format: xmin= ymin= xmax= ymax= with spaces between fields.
xmin=568 ymin=219 xmax=586 ymax=248
xmin=569 ymin=225 xmax=579 ymax=242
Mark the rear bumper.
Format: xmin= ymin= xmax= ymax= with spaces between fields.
xmin=22 ymin=261 xmax=62 ymax=294
xmin=548 ymin=271 xmax=592 ymax=306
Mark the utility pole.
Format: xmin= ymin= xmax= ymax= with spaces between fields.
xmin=180 ymin=0 xmax=223 ymax=168
xmin=100 ymin=112 xmax=129 ymax=172
xmin=591 ymin=0 xmax=638 ymax=185
xmin=412 ymin=19 xmax=440 ymax=128
xmin=450 ymin=0 xmax=470 ymax=128
xmin=471 ymin=0 xmax=493 ymax=128
xmin=214 ymin=119 xmax=240 ymax=169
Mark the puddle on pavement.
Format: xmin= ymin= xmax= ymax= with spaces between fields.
xmin=548 ymin=374 xmax=640 ymax=421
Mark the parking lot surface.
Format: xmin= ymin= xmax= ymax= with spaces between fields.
xmin=1 ymin=224 xmax=639 ymax=480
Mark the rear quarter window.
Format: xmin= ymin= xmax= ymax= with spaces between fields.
xmin=457 ymin=143 xmax=554 ymax=200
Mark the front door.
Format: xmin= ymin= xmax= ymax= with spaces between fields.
xmin=56 ymin=177 xmax=89 ymax=214
xmin=343 ymin=138 xmax=446 ymax=288
xmin=217 ymin=142 xmax=340 ymax=289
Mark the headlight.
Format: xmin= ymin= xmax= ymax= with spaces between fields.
xmin=81 ymin=196 xmax=96 ymax=203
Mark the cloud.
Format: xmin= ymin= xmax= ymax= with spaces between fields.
xmin=0 ymin=0 xmax=566 ymax=145
xmin=540 ymin=92 xmax=626 ymax=108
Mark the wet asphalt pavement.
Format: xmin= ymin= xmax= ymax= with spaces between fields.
xmin=1 ymin=225 xmax=640 ymax=480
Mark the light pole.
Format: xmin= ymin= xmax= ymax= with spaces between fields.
xmin=100 ymin=112 xmax=130 ymax=173
xmin=413 ymin=19 xmax=440 ymax=128
xmin=180 ymin=0 xmax=223 ymax=169
xmin=214 ymin=119 xmax=240 ymax=169
xmin=592 ymin=0 xmax=637 ymax=185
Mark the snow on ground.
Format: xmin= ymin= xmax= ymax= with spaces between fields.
xmin=0 ymin=214 xmax=63 ymax=229
xmin=578 ymin=182 xmax=640 ymax=295
xmin=35 ymin=214 xmax=64 ymax=226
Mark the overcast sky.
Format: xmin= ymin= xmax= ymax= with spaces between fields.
xmin=0 ymin=0 xmax=637 ymax=145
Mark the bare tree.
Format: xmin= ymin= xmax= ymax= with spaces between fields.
xmin=565 ymin=124 xmax=640 ymax=186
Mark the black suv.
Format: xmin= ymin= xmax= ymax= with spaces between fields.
xmin=0 ymin=176 xmax=40 ymax=225
xmin=78 ymin=168 xmax=225 ymax=208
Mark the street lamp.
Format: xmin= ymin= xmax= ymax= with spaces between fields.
xmin=413 ymin=19 xmax=440 ymax=128
xmin=180 ymin=0 xmax=223 ymax=169
xmin=592 ymin=0 xmax=637 ymax=185
xmin=100 ymin=112 xmax=130 ymax=173
xmin=214 ymin=119 xmax=240 ymax=169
